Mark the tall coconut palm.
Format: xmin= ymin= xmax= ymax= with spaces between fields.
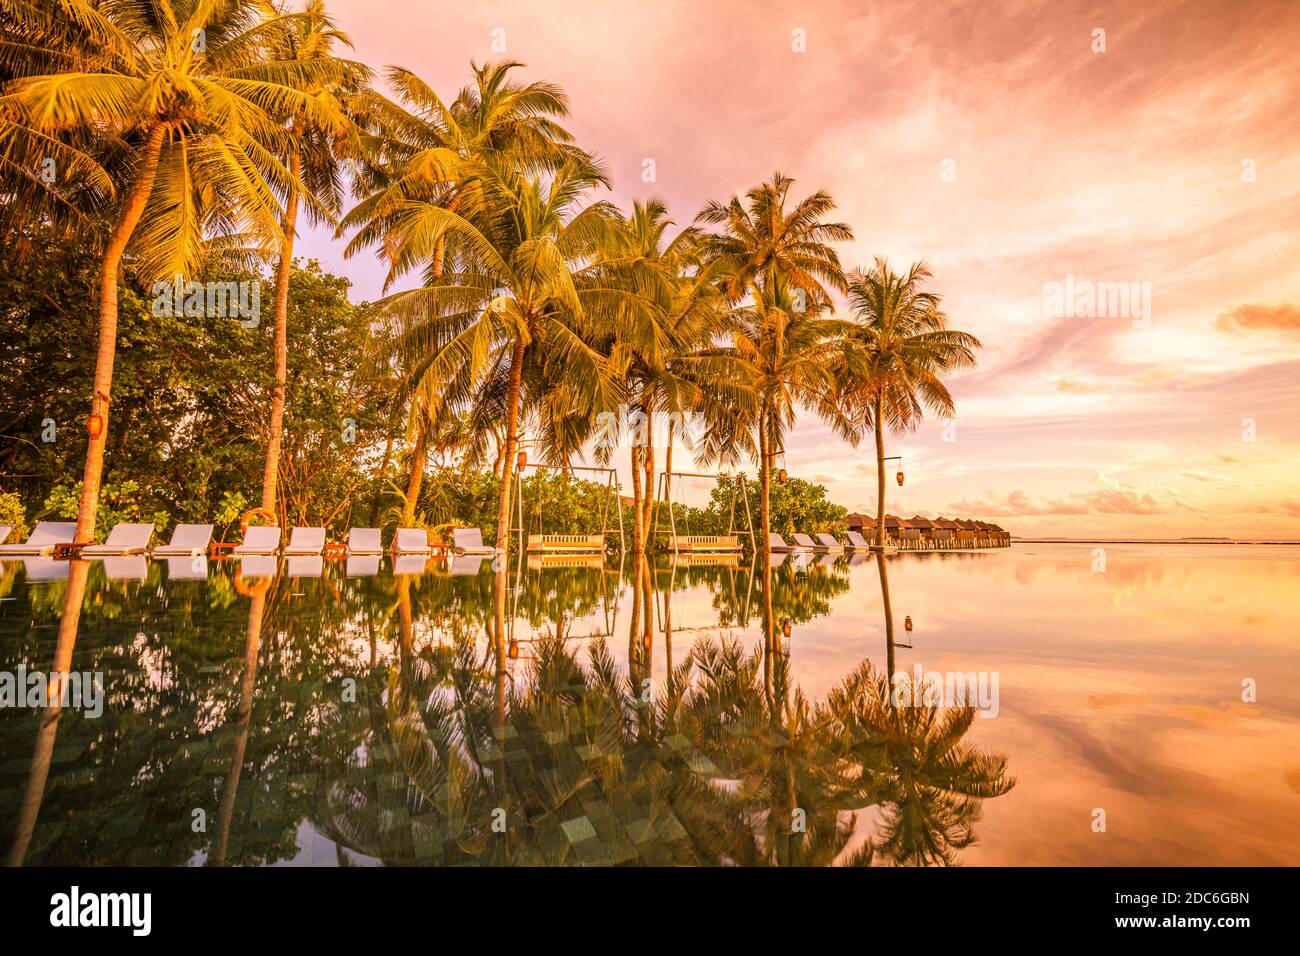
xmin=844 ymin=259 xmax=981 ymax=548
xmin=697 ymin=171 xmax=853 ymax=309
xmin=343 ymin=61 xmax=601 ymax=525
xmin=257 ymin=0 xmax=370 ymax=520
xmin=694 ymin=174 xmax=856 ymax=548
xmin=706 ymin=280 xmax=857 ymax=550
xmin=0 ymin=0 xmax=343 ymax=542
xmin=367 ymin=158 xmax=649 ymax=550
xmin=593 ymin=199 xmax=734 ymax=552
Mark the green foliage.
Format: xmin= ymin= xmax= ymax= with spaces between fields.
xmin=42 ymin=479 xmax=168 ymax=534
xmin=0 ymin=490 xmax=26 ymax=540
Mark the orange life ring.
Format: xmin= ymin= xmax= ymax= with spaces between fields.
xmin=233 ymin=571 xmax=272 ymax=598
xmin=240 ymin=507 xmax=277 ymax=535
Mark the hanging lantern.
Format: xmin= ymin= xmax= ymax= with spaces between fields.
xmin=904 ymin=615 xmax=913 ymax=632
xmin=86 ymin=414 xmax=104 ymax=439
xmin=508 ymin=639 xmax=520 ymax=659
xmin=896 ymin=470 xmax=905 ymax=486
xmin=778 ymin=468 xmax=788 ymax=484
xmin=516 ymin=450 xmax=527 ymax=471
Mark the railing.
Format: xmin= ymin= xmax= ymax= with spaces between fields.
xmin=526 ymin=533 xmax=605 ymax=553
xmin=668 ymin=534 xmax=741 ymax=553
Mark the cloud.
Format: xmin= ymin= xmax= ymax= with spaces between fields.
xmin=1216 ymin=302 xmax=1300 ymax=334
xmin=1056 ymin=378 xmax=1111 ymax=394
xmin=1181 ymin=470 xmax=1226 ymax=482
xmin=1282 ymin=498 xmax=1300 ymax=518
xmin=951 ymin=487 xmax=1166 ymax=517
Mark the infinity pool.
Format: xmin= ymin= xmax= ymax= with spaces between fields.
xmin=1 ymin=543 xmax=1296 ymax=866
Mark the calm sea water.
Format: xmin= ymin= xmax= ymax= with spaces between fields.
xmin=1 ymin=542 xmax=1296 ymax=866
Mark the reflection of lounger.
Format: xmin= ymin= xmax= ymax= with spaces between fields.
xmin=347 ymin=528 xmax=383 ymax=554
xmin=450 ymin=554 xmax=489 ymax=575
xmin=104 ymin=556 xmax=148 ymax=580
xmin=285 ymin=555 xmax=323 ymax=577
xmin=82 ymin=523 xmax=155 ymax=556
xmin=815 ymin=533 xmax=844 ymax=553
xmin=393 ymin=528 xmax=432 ymax=554
xmin=846 ymin=552 xmax=868 ymax=566
xmin=0 ymin=522 xmax=77 ymax=557
xmin=346 ymin=554 xmax=381 ymax=577
xmin=19 ymin=557 xmax=69 ymax=581
xmin=232 ymin=526 xmax=280 ymax=555
xmin=393 ymin=553 xmax=430 ymax=575
xmin=154 ymin=524 xmax=214 ymax=556
xmin=166 ymin=555 xmax=209 ymax=580
xmin=452 ymin=528 xmax=495 ymax=555
xmin=238 ymin=555 xmax=277 ymax=578
xmin=283 ymin=527 xmax=326 ymax=555
xmin=815 ymin=552 xmax=839 ymax=567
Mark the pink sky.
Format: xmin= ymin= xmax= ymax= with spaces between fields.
xmin=298 ymin=0 xmax=1300 ymax=538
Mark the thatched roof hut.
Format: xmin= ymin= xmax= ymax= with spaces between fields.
xmin=846 ymin=512 xmax=876 ymax=531
xmin=930 ymin=517 xmax=959 ymax=537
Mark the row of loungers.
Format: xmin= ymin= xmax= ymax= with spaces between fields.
xmin=768 ymin=531 xmax=878 ymax=553
xmin=0 ymin=523 xmax=498 ymax=558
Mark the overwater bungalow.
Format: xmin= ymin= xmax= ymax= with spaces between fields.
xmin=954 ymin=518 xmax=981 ymax=545
xmin=907 ymin=515 xmax=936 ymax=546
xmin=930 ymin=517 xmax=960 ymax=547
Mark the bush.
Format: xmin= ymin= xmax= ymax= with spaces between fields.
xmin=0 ymin=489 xmax=27 ymax=541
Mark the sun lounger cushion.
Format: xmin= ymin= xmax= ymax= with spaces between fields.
xmin=232 ymin=525 xmax=281 ymax=555
xmin=283 ymin=527 xmax=326 ymax=554
xmin=154 ymin=524 xmax=213 ymax=555
xmin=347 ymin=528 xmax=383 ymax=554
xmin=0 ymin=522 xmax=77 ymax=556
xmin=81 ymin=523 xmax=154 ymax=556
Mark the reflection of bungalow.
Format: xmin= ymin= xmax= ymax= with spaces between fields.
xmin=930 ymin=517 xmax=959 ymax=545
xmin=954 ymin=519 xmax=981 ymax=544
xmin=907 ymin=515 xmax=936 ymax=545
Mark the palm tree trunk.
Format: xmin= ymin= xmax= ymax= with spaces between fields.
xmin=630 ymin=443 xmax=644 ymax=553
xmin=259 ymin=137 xmax=302 ymax=518
xmin=641 ymin=441 xmax=655 ymax=551
xmin=874 ymin=392 xmax=886 ymax=548
xmin=493 ymin=338 xmax=528 ymax=550
xmin=73 ymin=125 xmax=166 ymax=543
xmin=400 ymin=417 xmax=429 ymax=526
xmin=758 ymin=407 xmax=772 ymax=550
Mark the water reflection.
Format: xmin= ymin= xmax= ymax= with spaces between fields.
xmin=0 ymin=551 xmax=1010 ymax=866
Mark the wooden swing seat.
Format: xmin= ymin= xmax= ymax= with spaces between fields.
xmin=668 ymin=534 xmax=742 ymax=553
xmin=526 ymin=533 xmax=604 ymax=553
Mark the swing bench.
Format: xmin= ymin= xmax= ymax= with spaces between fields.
xmin=656 ymin=471 xmax=755 ymax=555
xmin=513 ymin=458 xmax=625 ymax=558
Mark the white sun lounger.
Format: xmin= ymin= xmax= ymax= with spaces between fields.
xmin=767 ymin=532 xmax=808 ymax=553
xmin=393 ymin=528 xmax=432 ymax=554
xmin=452 ymin=527 xmax=495 ymax=555
xmin=283 ymin=527 xmax=326 ymax=555
xmin=347 ymin=528 xmax=383 ymax=554
xmin=0 ymin=522 xmax=77 ymax=556
xmin=0 ymin=526 xmax=11 ymax=545
xmin=232 ymin=525 xmax=281 ymax=555
xmin=81 ymin=523 xmax=155 ymax=556
xmin=815 ymin=533 xmax=844 ymax=553
xmin=792 ymin=532 xmax=820 ymax=551
xmin=153 ymin=524 xmax=214 ymax=556
xmin=845 ymin=530 xmax=872 ymax=550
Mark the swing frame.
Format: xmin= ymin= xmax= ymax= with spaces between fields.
xmin=512 ymin=461 xmax=626 ymax=556
xmin=655 ymin=470 xmax=756 ymax=553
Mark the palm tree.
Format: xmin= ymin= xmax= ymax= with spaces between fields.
xmin=0 ymin=0 xmax=340 ymax=542
xmin=367 ymin=158 xmax=649 ymax=550
xmin=694 ymin=173 xmax=856 ymax=549
xmin=844 ymin=259 xmax=981 ymax=547
xmin=709 ymin=281 xmax=857 ymax=550
xmin=697 ymin=171 xmax=853 ymax=309
xmin=593 ymin=199 xmax=733 ymax=552
xmin=257 ymin=0 xmax=370 ymax=520
xmin=343 ymin=61 xmax=600 ymax=525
